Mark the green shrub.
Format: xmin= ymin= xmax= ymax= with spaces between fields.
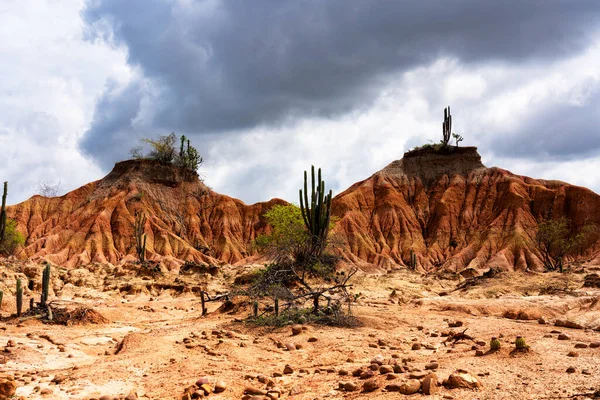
xmin=0 ymin=219 xmax=25 ymax=255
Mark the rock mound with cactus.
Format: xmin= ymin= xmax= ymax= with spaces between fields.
xmin=6 ymin=159 xmax=285 ymax=268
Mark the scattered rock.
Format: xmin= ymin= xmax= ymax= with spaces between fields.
xmin=558 ymin=334 xmax=570 ymax=341
xmin=574 ymin=343 xmax=588 ymax=349
xmin=567 ymin=351 xmax=579 ymax=357
xmin=425 ymin=362 xmax=438 ymax=370
xmin=307 ymin=337 xmax=317 ymax=343
xmin=343 ymin=382 xmax=359 ymax=392
xmin=291 ymin=325 xmax=302 ymax=336
xmin=379 ymin=365 xmax=393 ymax=374
xmin=590 ymin=342 xmax=600 ymax=348
xmin=0 ymin=374 xmax=17 ymax=399
xmin=446 ymin=370 xmax=482 ymax=390
xmin=566 ymin=367 xmax=576 ymax=374
xmin=214 ymin=381 xmax=227 ymax=393
xmin=360 ymin=370 xmax=375 ymax=380
xmin=245 ymin=387 xmax=267 ymax=396
xmin=411 ymin=343 xmax=422 ymax=350
xmin=397 ymin=379 xmax=421 ymax=395
xmin=422 ymin=373 xmax=439 ymax=395
xmin=283 ymin=365 xmax=294 ymax=375
xmin=362 ymin=379 xmax=380 ymax=392
xmin=371 ymin=355 xmax=384 ymax=365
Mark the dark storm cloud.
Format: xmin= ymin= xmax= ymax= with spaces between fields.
xmin=80 ymin=0 xmax=600 ymax=167
xmin=490 ymin=89 xmax=600 ymax=160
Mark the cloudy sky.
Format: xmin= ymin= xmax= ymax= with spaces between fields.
xmin=2 ymin=0 xmax=600 ymax=205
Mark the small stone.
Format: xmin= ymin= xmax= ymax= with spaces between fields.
xmin=476 ymin=340 xmax=486 ymax=347
xmin=291 ymin=325 xmax=302 ymax=336
xmin=362 ymin=379 xmax=380 ymax=392
xmin=446 ymin=370 xmax=483 ymax=389
xmin=338 ymin=369 xmax=349 ymax=376
xmin=538 ymin=317 xmax=547 ymax=324
xmin=411 ymin=343 xmax=421 ymax=350
xmin=567 ymin=351 xmax=579 ymax=357
xmin=352 ymin=368 xmax=363 ymax=377
xmin=244 ymin=387 xmax=267 ymax=396
xmin=475 ymin=350 xmax=484 ymax=357
xmin=566 ymin=367 xmax=576 ymax=374
xmin=425 ymin=362 xmax=438 ymax=370
xmin=214 ymin=381 xmax=227 ymax=393
xmin=398 ymin=379 xmax=422 ymax=395
xmin=195 ymin=377 xmax=210 ymax=386
xmin=386 ymin=374 xmax=398 ymax=380
xmin=574 ymin=343 xmax=588 ymax=349
xmin=409 ymin=371 xmax=428 ymax=380
xmin=371 ymin=354 xmax=384 ymax=365
xmin=582 ymin=369 xmax=591 ymax=375
xmin=590 ymin=342 xmax=600 ymax=348
xmin=344 ymin=382 xmax=359 ymax=392
xmin=368 ymin=363 xmax=379 ymax=371
xmin=307 ymin=337 xmax=317 ymax=342
xmin=558 ymin=334 xmax=570 ymax=340
xmin=0 ymin=374 xmax=17 ymax=399
xmin=360 ymin=370 xmax=375 ymax=380
xmin=283 ymin=365 xmax=294 ymax=375
xmin=285 ymin=343 xmax=296 ymax=351
xmin=379 ymin=365 xmax=393 ymax=374
xmin=422 ymin=373 xmax=439 ymax=395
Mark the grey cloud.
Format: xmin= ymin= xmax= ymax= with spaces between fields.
xmin=79 ymin=0 xmax=600 ymax=167
xmin=489 ymin=90 xmax=600 ymax=160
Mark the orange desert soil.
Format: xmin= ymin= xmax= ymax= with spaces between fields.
xmin=1 ymin=262 xmax=600 ymax=400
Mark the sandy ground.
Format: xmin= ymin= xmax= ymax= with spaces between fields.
xmin=1 ymin=266 xmax=600 ymax=400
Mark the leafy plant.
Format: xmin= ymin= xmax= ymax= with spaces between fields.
xmin=0 ymin=219 xmax=25 ymax=256
xmin=536 ymin=218 xmax=598 ymax=271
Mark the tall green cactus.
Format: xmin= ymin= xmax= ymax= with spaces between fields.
xmin=442 ymin=106 xmax=452 ymax=146
xmin=134 ymin=211 xmax=147 ymax=263
xmin=41 ymin=263 xmax=51 ymax=308
xmin=16 ymin=278 xmax=23 ymax=318
xmin=299 ymin=166 xmax=332 ymax=256
xmin=410 ymin=249 xmax=417 ymax=270
xmin=0 ymin=181 xmax=7 ymax=243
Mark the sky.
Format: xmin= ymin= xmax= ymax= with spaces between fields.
xmin=1 ymin=0 xmax=600 ymax=205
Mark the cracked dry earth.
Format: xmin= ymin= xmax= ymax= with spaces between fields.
xmin=1 ymin=269 xmax=600 ymax=400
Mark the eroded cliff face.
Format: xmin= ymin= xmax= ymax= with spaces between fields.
xmin=7 ymin=160 xmax=285 ymax=268
xmin=331 ymin=147 xmax=600 ymax=271
xmin=6 ymin=150 xmax=600 ymax=271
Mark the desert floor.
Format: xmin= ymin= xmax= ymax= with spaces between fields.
xmin=1 ymin=264 xmax=600 ymax=400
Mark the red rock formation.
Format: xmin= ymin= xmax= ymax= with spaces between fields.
xmin=331 ymin=146 xmax=600 ymax=271
xmin=6 ymin=149 xmax=600 ymax=271
xmin=7 ymin=160 xmax=285 ymax=267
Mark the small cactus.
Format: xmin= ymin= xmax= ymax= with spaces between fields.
xmin=16 ymin=278 xmax=23 ymax=317
xmin=490 ymin=336 xmax=501 ymax=351
xmin=41 ymin=262 xmax=51 ymax=308
xmin=515 ymin=335 xmax=527 ymax=349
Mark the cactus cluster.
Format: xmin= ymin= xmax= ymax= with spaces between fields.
xmin=134 ymin=211 xmax=147 ymax=263
xmin=41 ymin=263 xmax=51 ymax=308
xmin=490 ymin=337 xmax=501 ymax=351
xmin=0 ymin=181 xmax=7 ymax=243
xmin=299 ymin=166 xmax=332 ymax=256
xmin=16 ymin=278 xmax=23 ymax=318
xmin=515 ymin=336 xmax=527 ymax=349
xmin=442 ymin=107 xmax=452 ymax=146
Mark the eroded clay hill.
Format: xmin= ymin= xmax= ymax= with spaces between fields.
xmin=6 ymin=148 xmax=600 ymax=270
xmin=331 ymin=146 xmax=600 ymax=271
xmin=7 ymin=160 xmax=284 ymax=268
